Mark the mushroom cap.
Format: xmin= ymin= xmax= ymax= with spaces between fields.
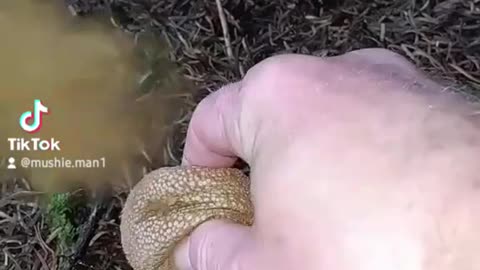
xmin=120 ymin=166 xmax=253 ymax=270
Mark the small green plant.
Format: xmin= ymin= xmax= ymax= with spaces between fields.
xmin=46 ymin=193 xmax=76 ymax=254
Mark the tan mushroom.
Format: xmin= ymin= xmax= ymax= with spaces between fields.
xmin=120 ymin=166 xmax=254 ymax=270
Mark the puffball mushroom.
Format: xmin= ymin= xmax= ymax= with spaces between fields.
xmin=120 ymin=166 xmax=254 ymax=270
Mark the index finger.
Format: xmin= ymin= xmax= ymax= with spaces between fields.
xmin=181 ymin=82 xmax=245 ymax=167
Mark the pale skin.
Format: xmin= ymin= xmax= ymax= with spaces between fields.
xmin=175 ymin=48 xmax=480 ymax=270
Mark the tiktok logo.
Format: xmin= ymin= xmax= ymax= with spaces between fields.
xmin=7 ymin=99 xmax=60 ymax=152
xmin=19 ymin=99 xmax=49 ymax=133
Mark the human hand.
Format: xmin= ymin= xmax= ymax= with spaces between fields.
xmin=176 ymin=48 xmax=480 ymax=270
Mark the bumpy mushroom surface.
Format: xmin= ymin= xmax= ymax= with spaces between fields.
xmin=120 ymin=166 xmax=254 ymax=270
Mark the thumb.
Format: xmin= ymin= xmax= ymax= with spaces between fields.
xmin=174 ymin=220 xmax=258 ymax=270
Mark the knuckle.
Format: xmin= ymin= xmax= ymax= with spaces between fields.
xmin=244 ymin=53 xmax=324 ymax=84
xmin=345 ymin=48 xmax=417 ymax=70
xmin=240 ymin=53 xmax=333 ymax=98
xmin=352 ymin=47 xmax=405 ymax=59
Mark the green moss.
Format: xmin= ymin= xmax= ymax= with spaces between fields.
xmin=46 ymin=193 xmax=76 ymax=253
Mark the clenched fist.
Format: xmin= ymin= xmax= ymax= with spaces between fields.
xmin=178 ymin=48 xmax=480 ymax=270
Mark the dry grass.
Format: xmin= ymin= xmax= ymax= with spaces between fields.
xmin=1 ymin=0 xmax=479 ymax=269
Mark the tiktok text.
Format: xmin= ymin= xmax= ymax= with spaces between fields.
xmin=7 ymin=137 xmax=61 ymax=151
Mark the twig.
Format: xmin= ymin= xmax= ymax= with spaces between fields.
xmin=215 ymin=0 xmax=233 ymax=60
xmin=34 ymin=224 xmax=56 ymax=269
xmin=69 ymin=188 xmax=110 ymax=270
